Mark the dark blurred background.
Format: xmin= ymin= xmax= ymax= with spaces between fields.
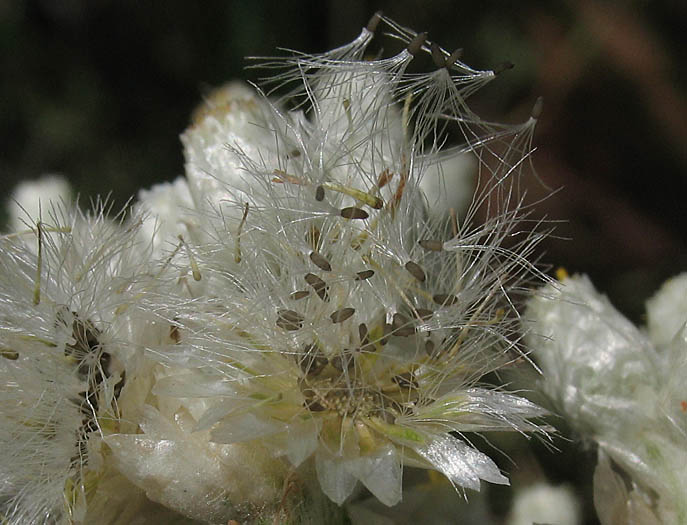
xmin=1 ymin=2 xmax=686 ymax=520
xmin=3 ymin=0 xmax=687 ymax=318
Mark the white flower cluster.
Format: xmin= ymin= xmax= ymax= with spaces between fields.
xmin=526 ymin=272 xmax=687 ymax=525
xmin=2 ymin=14 xmax=550 ymax=524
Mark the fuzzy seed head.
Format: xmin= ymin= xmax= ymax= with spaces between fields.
xmin=152 ymin=15 xmax=551 ymax=508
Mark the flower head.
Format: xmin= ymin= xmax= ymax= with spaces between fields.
xmin=0 ymin=203 xmax=150 ymax=522
xmin=147 ymin=14 xmax=549 ymax=509
xmin=526 ymin=273 xmax=687 ymax=524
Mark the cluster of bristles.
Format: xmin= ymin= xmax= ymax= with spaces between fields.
xmin=170 ymin=10 xmax=548 ymax=460
xmin=274 ymin=193 xmax=472 ymax=424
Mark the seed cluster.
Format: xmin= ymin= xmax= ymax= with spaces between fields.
xmin=255 ymin=169 xmax=474 ymax=429
xmin=57 ymin=308 xmax=124 ymax=463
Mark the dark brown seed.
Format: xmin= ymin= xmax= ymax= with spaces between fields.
xmin=407 ymin=32 xmax=427 ymax=56
xmin=360 ymin=344 xmax=377 ymax=354
xmin=279 ymin=309 xmax=304 ymax=322
xmin=304 ymin=273 xmax=325 ymax=286
xmin=377 ymin=169 xmax=393 ymax=188
xmin=366 ymin=10 xmax=382 ymax=33
xmin=392 ymin=313 xmax=407 ymax=329
xmin=392 ymin=372 xmax=418 ymax=389
xmin=64 ymin=314 xmax=103 ymax=382
xmin=340 ymin=207 xmax=369 ymax=220
xmin=299 ymin=344 xmax=328 ymax=376
xmin=276 ymin=309 xmax=304 ymax=331
xmin=170 ymin=323 xmax=181 ymax=343
xmin=405 ymin=261 xmax=426 ymax=282
xmin=378 ymin=409 xmax=397 ymax=424
xmin=315 ymin=185 xmax=325 ymax=201
xmin=493 ymin=61 xmax=514 ymax=75
xmin=113 ymin=370 xmax=126 ymax=399
xmin=355 ymin=270 xmax=375 ymax=281
xmin=433 ymin=294 xmax=459 ymax=306
xmin=425 ymin=339 xmax=436 ymax=357
xmin=304 ymin=273 xmax=329 ymax=301
xmin=393 ymin=325 xmax=416 ymax=337
xmin=359 ymin=322 xmax=376 ymax=352
xmin=415 ymin=308 xmax=433 ymax=320
xmin=370 ymin=196 xmax=384 ymax=209
xmin=431 ymin=42 xmax=445 ymax=68
xmin=290 ymin=290 xmax=310 ymax=300
xmin=392 ymin=313 xmax=415 ymax=337
xmin=419 ymin=239 xmax=444 ymax=252
xmin=298 ymin=379 xmax=313 ymax=395
xmin=70 ymin=318 xmax=101 ymax=355
xmin=289 ymin=149 xmax=301 ymax=158
xmin=446 ymin=48 xmax=463 ymax=68
xmin=305 ymin=399 xmax=326 ymax=412
xmin=381 ymin=323 xmax=392 ymax=345
xmin=331 ymin=353 xmax=354 ymax=371
xmin=330 ymin=308 xmax=355 ymax=324
xmin=1 ymin=347 xmax=19 ymax=360
xmin=310 ymin=251 xmax=331 ymax=272
xmin=531 ymin=96 xmax=544 ymax=120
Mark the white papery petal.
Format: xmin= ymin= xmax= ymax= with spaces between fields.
xmin=210 ymin=413 xmax=281 ymax=443
xmin=410 ymin=389 xmax=548 ymax=433
xmin=284 ymin=419 xmax=321 ymax=467
xmin=106 ymin=435 xmax=239 ymax=522
xmin=194 ymin=400 xmax=240 ymax=432
xmin=313 ymin=67 xmax=401 ymax=137
xmin=315 ymin=450 xmax=359 ymax=505
xmin=152 ymin=373 xmax=238 ymax=398
xmin=138 ymin=404 xmax=184 ymax=439
xmin=107 ymin=404 xmax=285 ymax=523
xmin=413 ymin=435 xmax=508 ymax=491
xmin=463 ymin=388 xmax=548 ymax=418
xmin=529 ymin=275 xmax=687 ymax=523
xmin=347 ymin=446 xmax=402 ymax=507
